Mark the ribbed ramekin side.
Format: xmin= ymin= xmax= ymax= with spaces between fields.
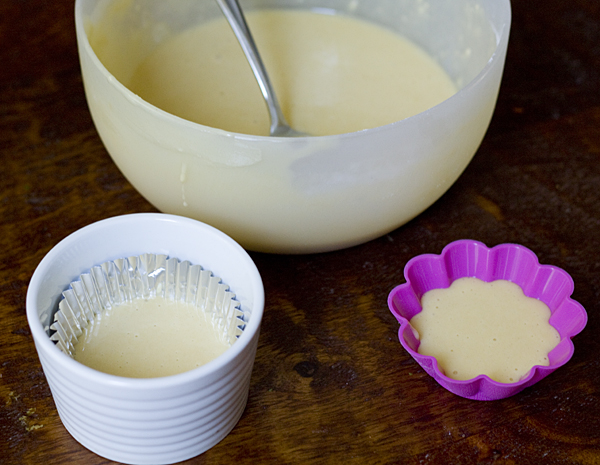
xmin=38 ymin=332 xmax=259 ymax=464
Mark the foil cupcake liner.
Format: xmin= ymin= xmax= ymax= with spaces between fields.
xmin=387 ymin=239 xmax=588 ymax=401
xmin=50 ymin=253 xmax=246 ymax=358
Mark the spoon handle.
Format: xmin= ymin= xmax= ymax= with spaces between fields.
xmin=216 ymin=0 xmax=296 ymax=136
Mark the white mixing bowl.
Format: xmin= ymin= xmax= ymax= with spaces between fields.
xmin=75 ymin=0 xmax=511 ymax=253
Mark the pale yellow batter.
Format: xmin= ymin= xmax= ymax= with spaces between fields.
xmin=411 ymin=278 xmax=560 ymax=383
xmin=126 ymin=9 xmax=457 ymax=136
xmin=73 ymin=297 xmax=230 ymax=378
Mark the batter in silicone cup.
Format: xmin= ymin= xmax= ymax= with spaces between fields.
xmin=411 ymin=278 xmax=560 ymax=383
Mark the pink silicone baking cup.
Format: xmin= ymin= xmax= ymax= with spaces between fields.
xmin=387 ymin=239 xmax=587 ymax=401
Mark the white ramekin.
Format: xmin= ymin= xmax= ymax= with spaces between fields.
xmin=26 ymin=213 xmax=264 ymax=464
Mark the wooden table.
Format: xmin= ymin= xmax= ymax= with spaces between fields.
xmin=2 ymin=1 xmax=599 ymax=463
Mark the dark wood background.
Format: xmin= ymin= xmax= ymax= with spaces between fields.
xmin=2 ymin=1 xmax=600 ymax=463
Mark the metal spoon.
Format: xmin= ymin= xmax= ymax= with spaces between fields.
xmin=216 ymin=0 xmax=308 ymax=137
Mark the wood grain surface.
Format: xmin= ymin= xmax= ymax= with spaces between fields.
xmin=2 ymin=1 xmax=600 ymax=464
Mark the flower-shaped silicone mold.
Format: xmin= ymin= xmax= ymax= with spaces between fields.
xmin=387 ymin=239 xmax=587 ymax=401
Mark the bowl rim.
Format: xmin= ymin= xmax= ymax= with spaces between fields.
xmin=74 ymin=0 xmax=512 ymax=142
